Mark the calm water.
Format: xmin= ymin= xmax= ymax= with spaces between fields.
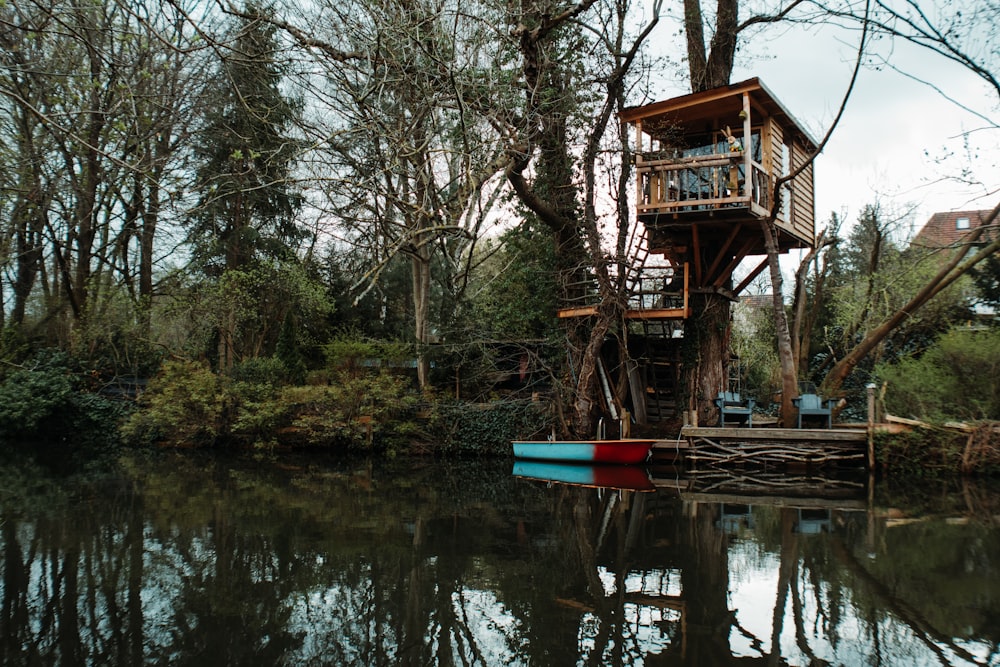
xmin=1 ymin=452 xmax=998 ymax=666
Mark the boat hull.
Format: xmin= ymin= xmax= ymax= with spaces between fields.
xmin=511 ymin=439 xmax=654 ymax=464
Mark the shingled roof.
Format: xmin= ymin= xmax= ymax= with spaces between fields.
xmin=911 ymin=209 xmax=993 ymax=249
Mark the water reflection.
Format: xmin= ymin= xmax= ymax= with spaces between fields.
xmin=0 ymin=453 xmax=998 ymax=666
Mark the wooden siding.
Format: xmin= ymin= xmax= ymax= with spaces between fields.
xmin=788 ymin=140 xmax=815 ymax=243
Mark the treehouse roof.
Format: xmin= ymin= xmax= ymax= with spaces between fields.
xmin=620 ymin=78 xmax=818 ymax=150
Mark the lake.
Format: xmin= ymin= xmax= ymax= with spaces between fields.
xmin=1 ymin=451 xmax=998 ymax=666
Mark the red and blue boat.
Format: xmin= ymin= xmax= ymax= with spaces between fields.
xmin=511 ymin=438 xmax=655 ymax=464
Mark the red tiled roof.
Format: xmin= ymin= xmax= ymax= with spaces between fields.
xmin=911 ymin=209 xmax=993 ymax=249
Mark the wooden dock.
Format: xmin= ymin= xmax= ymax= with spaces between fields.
xmin=652 ymin=425 xmax=869 ymax=467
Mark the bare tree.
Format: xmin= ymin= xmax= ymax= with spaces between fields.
xmin=0 ymin=0 xmax=208 ymax=348
xmin=256 ymin=0 xmax=512 ymax=389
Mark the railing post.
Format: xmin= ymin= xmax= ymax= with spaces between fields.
xmin=866 ymin=382 xmax=877 ymax=470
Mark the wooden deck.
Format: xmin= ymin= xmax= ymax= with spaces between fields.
xmin=652 ymin=426 xmax=869 ymax=468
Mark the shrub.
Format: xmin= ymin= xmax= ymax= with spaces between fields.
xmin=0 ymin=350 xmax=127 ymax=454
xmin=122 ymin=361 xmax=421 ymax=452
xmin=0 ymin=351 xmax=76 ymax=436
xmin=230 ymin=356 xmax=290 ymax=386
xmin=427 ymin=399 xmax=549 ymax=456
xmin=877 ymin=328 xmax=1000 ymax=421
xmin=322 ymin=334 xmax=412 ymax=377
xmin=120 ymin=360 xmax=230 ymax=446
xmin=281 ymin=371 xmax=419 ymax=453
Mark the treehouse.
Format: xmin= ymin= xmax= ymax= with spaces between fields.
xmin=558 ymin=78 xmax=817 ymax=322
xmin=559 ymin=79 xmax=819 ymax=423
xmin=621 ymin=77 xmax=817 ymax=304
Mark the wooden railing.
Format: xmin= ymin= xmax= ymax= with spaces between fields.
xmin=557 ymin=262 xmax=689 ymax=320
xmin=637 ymin=151 xmax=771 ymax=215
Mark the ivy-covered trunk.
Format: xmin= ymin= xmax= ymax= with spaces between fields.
xmin=685 ymin=294 xmax=731 ymax=425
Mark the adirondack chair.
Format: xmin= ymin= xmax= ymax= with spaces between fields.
xmin=714 ymin=391 xmax=755 ymax=427
xmin=792 ymin=392 xmax=835 ymax=428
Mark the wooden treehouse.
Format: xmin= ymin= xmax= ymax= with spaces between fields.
xmin=564 ymin=78 xmax=818 ymax=424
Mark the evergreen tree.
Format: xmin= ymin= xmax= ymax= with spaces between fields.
xmin=190 ymin=2 xmax=304 ymax=274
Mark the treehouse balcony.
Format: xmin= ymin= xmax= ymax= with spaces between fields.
xmin=621 ymin=78 xmax=818 ymax=261
xmin=557 ymin=261 xmax=691 ymax=325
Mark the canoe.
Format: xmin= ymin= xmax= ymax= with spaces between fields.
xmin=511 ymin=439 xmax=655 ymax=464
xmin=513 ymin=460 xmax=656 ymax=491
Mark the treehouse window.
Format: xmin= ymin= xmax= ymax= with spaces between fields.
xmin=674 ymin=130 xmax=760 ymax=158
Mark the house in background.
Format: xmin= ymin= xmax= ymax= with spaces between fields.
xmin=910 ymin=209 xmax=994 ymax=250
xmin=910 ymin=208 xmax=997 ymax=321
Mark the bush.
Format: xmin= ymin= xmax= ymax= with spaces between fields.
xmin=280 ymin=371 xmax=419 ymax=453
xmin=322 ymin=334 xmax=412 ymax=376
xmin=427 ymin=400 xmax=549 ymax=456
xmin=0 ymin=351 xmax=76 ymax=436
xmin=877 ymin=328 xmax=1000 ymax=421
xmin=120 ymin=360 xmax=230 ymax=446
xmin=0 ymin=350 xmax=127 ymax=454
xmin=230 ymin=356 xmax=290 ymax=386
xmin=122 ymin=360 xmax=421 ymax=452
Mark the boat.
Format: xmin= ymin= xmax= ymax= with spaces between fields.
xmin=513 ymin=460 xmax=656 ymax=491
xmin=511 ymin=438 xmax=655 ymax=464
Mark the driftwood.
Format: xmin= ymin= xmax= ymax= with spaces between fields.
xmin=881 ymin=416 xmax=1000 ymax=474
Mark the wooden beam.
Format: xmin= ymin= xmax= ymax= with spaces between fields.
xmin=682 ymin=261 xmax=690 ymax=315
xmin=691 ymin=225 xmax=703 ymax=286
xmin=557 ymin=306 xmax=598 ymax=318
xmin=705 ymin=223 xmax=743 ymax=283
xmin=681 ymin=426 xmax=867 ymax=443
xmin=734 ymin=257 xmax=769 ymax=295
xmin=618 ymin=79 xmax=762 ymax=123
xmin=742 ymin=91 xmax=752 ymax=201
xmin=712 ymin=237 xmax=757 ymax=288
xmin=624 ymin=308 xmax=686 ymax=320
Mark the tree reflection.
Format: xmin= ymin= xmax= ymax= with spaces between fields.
xmin=1 ymin=456 xmax=999 ymax=665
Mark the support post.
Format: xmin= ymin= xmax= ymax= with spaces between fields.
xmin=866 ymin=382 xmax=877 ymax=470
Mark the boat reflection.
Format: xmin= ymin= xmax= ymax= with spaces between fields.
xmin=512 ymin=460 xmax=656 ymax=491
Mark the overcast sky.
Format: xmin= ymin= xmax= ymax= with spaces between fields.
xmin=648 ymin=9 xmax=998 ymax=241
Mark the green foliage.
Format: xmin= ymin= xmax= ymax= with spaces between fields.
xmin=877 ymin=327 xmax=1000 ymax=421
xmin=426 ymin=400 xmax=549 ymax=456
xmin=189 ymin=2 xmax=305 ymax=273
xmin=122 ymin=358 xmax=421 ymax=453
xmin=322 ymin=334 xmax=412 ymax=373
xmin=731 ymin=298 xmax=781 ymax=404
xmin=971 ymin=252 xmax=1000 ymax=311
xmin=275 ymin=313 xmax=307 ymax=384
xmin=807 ymin=204 xmax=976 ymax=396
xmin=230 ymin=356 xmax=289 ymax=386
xmin=322 ymin=250 xmax=411 ymax=340
xmin=0 ymin=326 xmax=30 ymax=365
xmin=0 ymin=350 xmax=127 ymax=452
xmin=875 ymin=429 xmax=971 ymax=477
xmin=121 ymin=360 xmax=230 ymax=447
xmin=0 ymin=351 xmax=77 ymax=436
xmin=215 ymin=261 xmax=333 ymax=363
xmin=71 ymin=289 xmax=164 ymax=377
xmin=468 ymin=223 xmax=559 ymax=340
xmin=279 ymin=372 xmax=420 ymax=453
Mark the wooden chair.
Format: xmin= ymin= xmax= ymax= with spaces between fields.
xmin=792 ymin=393 xmax=835 ymax=428
xmin=714 ymin=391 xmax=755 ymax=427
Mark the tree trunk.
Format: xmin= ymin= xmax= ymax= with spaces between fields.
xmin=412 ymin=250 xmax=433 ymax=391
xmin=687 ymin=294 xmax=731 ymax=425
xmin=761 ymin=219 xmax=798 ymax=426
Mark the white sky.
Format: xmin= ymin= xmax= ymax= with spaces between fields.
xmin=648 ymin=10 xmax=999 ymax=241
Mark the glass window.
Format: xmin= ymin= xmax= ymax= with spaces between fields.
xmin=956 ymin=217 xmax=970 ymax=230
